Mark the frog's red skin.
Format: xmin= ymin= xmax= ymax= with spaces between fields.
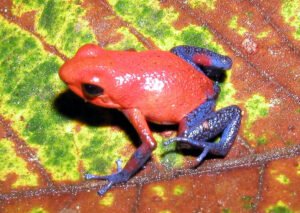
xmin=60 ymin=44 xmax=215 ymax=124
xmin=59 ymin=44 xmax=241 ymax=195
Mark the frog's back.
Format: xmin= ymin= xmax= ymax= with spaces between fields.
xmin=106 ymin=50 xmax=215 ymax=123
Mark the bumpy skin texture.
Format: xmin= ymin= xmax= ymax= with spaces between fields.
xmin=59 ymin=44 xmax=242 ymax=195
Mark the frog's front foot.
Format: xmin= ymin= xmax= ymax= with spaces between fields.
xmin=85 ymin=158 xmax=130 ymax=195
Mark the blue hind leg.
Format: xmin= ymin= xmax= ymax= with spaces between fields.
xmin=170 ymin=45 xmax=232 ymax=74
xmin=164 ymin=100 xmax=242 ymax=165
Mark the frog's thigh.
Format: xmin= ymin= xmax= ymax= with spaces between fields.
xmin=178 ymin=99 xmax=215 ymax=135
xmin=179 ymin=103 xmax=242 ymax=156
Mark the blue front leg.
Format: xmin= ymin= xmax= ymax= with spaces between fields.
xmin=165 ymin=100 xmax=242 ymax=165
xmin=85 ymin=108 xmax=157 ymax=195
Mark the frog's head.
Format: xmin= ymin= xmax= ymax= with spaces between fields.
xmin=59 ymin=44 xmax=121 ymax=108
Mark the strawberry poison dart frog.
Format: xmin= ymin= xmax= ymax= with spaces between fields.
xmin=59 ymin=44 xmax=242 ymax=195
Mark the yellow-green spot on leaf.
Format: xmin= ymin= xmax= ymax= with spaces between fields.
xmin=228 ymin=16 xmax=238 ymax=29
xmin=241 ymin=195 xmax=254 ymax=210
xmin=243 ymin=94 xmax=269 ymax=142
xmin=222 ymin=208 xmax=231 ymax=213
xmin=275 ymin=174 xmax=290 ymax=185
xmin=228 ymin=15 xmax=248 ymax=36
xmin=29 ymin=207 xmax=48 ymax=213
xmin=108 ymin=0 xmax=223 ymax=52
xmin=188 ymin=0 xmax=216 ymax=10
xmin=281 ymin=0 xmax=300 ymax=40
xmin=99 ymin=192 xmax=115 ymax=207
xmin=266 ymin=201 xmax=293 ymax=213
xmin=257 ymin=135 xmax=268 ymax=145
xmin=152 ymin=185 xmax=166 ymax=200
xmin=106 ymin=27 xmax=146 ymax=51
xmin=173 ymin=185 xmax=185 ymax=196
xmin=257 ymin=30 xmax=271 ymax=39
xmin=245 ymin=94 xmax=269 ymax=120
xmin=12 ymin=0 xmax=96 ymax=57
xmin=296 ymin=161 xmax=300 ymax=175
xmin=0 ymin=139 xmax=38 ymax=188
xmin=159 ymin=210 xmax=172 ymax=213
xmin=153 ymin=133 xmax=184 ymax=169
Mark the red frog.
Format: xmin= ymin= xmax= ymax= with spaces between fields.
xmin=59 ymin=44 xmax=242 ymax=195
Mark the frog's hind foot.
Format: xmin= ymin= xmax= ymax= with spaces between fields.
xmin=165 ymin=105 xmax=242 ymax=167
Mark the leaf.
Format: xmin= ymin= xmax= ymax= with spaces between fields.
xmin=0 ymin=0 xmax=299 ymax=212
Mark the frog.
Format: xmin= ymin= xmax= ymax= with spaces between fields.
xmin=59 ymin=44 xmax=242 ymax=195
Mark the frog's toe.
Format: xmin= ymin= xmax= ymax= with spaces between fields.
xmin=84 ymin=173 xmax=116 ymax=195
xmin=98 ymin=181 xmax=114 ymax=195
xmin=164 ymin=137 xmax=178 ymax=146
xmin=85 ymin=173 xmax=107 ymax=180
xmin=164 ymin=137 xmax=191 ymax=146
xmin=196 ymin=147 xmax=210 ymax=163
xmin=115 ymin=158 xmax=123 ymax=172
xmin=164 ymin=137 xmax=207 ymax=148
xmin=164 ymin=137 xmax=218 ymax=167
xmin=85 ymin=170 xmax=130 ymax=195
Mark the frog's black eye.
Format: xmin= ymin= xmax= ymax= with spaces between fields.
xmin=82 ymin=83 xmax=104 ymax=98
